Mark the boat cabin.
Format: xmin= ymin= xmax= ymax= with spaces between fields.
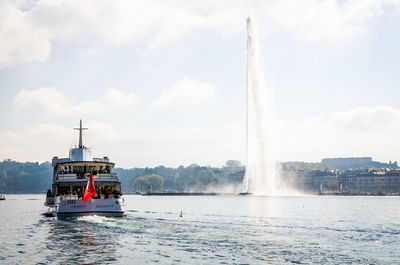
xmin=52 ymin=160 xmax=122 ymax=200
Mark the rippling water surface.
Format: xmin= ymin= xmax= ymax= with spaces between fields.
xmin=0 ymin=195 xmax=399 ymax=264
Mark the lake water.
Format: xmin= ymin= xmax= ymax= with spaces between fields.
xmin=0 ymin=194 xmax=399 ymax=264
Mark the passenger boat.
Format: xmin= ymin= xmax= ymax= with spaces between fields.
xmin=44 ymin=120 xmax=125 ymax=217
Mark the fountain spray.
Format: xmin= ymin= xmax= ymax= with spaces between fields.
xmin=243 ymin=17 xmax=278 ymax=195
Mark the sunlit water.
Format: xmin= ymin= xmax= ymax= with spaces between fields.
xmin=0 ymin=195 xmax=399 ymax=264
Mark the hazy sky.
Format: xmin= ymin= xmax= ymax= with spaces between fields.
xmin=1 ymin=0 xmax=400 ymax=168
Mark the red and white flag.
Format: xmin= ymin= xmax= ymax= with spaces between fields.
xmin=83 ymin=169 xmax=96 ymax=203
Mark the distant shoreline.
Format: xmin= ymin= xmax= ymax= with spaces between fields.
xmin=141 ymin=192 xmax=253 ymax=196
xmin=137 ymin=192 xmax=400 ymax=196
xmin=1 ymin=192 xmax=398 ymax=196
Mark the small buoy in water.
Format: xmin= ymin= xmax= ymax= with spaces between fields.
xmin=179 ymin=211 xmax=183 ymax=218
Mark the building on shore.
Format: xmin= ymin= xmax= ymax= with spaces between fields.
xmin=282 ymin=168 xmax=400 ymax=195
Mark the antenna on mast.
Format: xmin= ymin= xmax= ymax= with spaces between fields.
xmin=74 ymin=120 xmax=88 ymax=149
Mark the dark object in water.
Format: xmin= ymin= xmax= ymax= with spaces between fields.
xmin=239 ymin=192 xmax=253 ymax=196
xmin=42 ymin=211 xmax=55 ymax=217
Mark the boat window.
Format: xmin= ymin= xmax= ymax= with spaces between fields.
xmin=91 ymin=184 xmax=121 ymax=199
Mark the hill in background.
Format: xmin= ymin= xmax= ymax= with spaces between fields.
xmin=0 ymin=157 xmax=397 ymax=193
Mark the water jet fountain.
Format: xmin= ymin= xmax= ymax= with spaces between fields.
xmin=242 ymin=17 xmax=278 ymax=195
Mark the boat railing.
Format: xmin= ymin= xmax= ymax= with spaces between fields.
xmin=57 ymin=174 xmax=78 ymax=180
xmin=96 ymin=173 xmax=118 ymax=179
xmin=58 ymin=194 xmax=121 ymax=200
xmin=57 ymin=173 xmax=118 ymax=180
xmin=58 ymin=195 xmax=80 ymax=200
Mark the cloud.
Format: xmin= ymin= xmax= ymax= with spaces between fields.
xmin=2 ymin=106 xmax=400 ymax=167
xmin=152 ymin=78 xmax=216 ymax=109
xmin=271 ymin=105 xmax=400 ymax=162
xmin=0 ymin=121 xmax=121 ymax=163
xmin=329 ymin=106 xmax=399 ymax=130
xmin=0 ymin=121 xmax=243 ymax=167
xmin=0 ymin=1 xmax=50 ymax=66
xmin=264 ymin=0 xmax=389 ymax=41
xmin=0 ymin=124 xmax=72 ymax=163
xmin=13 ymin=87 xmax=137 ymax=115
xmin=1 ymin=0 xmax=399 ymax=66
xmin=102 ymin=122 xmax=245 ymax=167
xmin=85 ymin=120 xmax=121 ymax=143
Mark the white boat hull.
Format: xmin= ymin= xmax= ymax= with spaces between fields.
xmin=55 ymin=198 xmax=125 ymax=217
xmin=56 ymin=211 xmax=124 ymax=217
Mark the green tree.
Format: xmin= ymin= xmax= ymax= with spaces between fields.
xmin=134 ymin=174 xmax=164 ymax=192
xmin=225 ymin=160 xmax=242 ymax=168
xmin=197 ymin=169 xmax=220 ymax=186
xmin=0 ymin=160 xmax=52 ymax=193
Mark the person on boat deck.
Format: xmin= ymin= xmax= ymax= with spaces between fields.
xmin=47 ymin=189 xmax=52 ymax=197
xmin=77 ymin=188 xmax=82 ymax=199
xmin=95 ymin=187 xmax=99 ymax=199
xmin=104 ymin=188 xmax=110 ymax=199
xmin=113 ymin=189 xmax=120 ymax=198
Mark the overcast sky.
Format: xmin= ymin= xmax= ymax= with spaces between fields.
xmin=1 ymin=0 xmax=400 ymax=168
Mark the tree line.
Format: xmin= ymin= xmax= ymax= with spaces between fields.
xmin=0 ymin=159 xmax=53 ymax=193
xmin=3 ymin=157 xmax=390 ymax=193
xmin=0 ymin=159 xmax=245 ymax=193
xmin=116 ymin=161 xmax=244 ymax=192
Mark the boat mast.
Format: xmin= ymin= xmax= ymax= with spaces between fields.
xmin=74 ymin=120 xmax=88 ymax=148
